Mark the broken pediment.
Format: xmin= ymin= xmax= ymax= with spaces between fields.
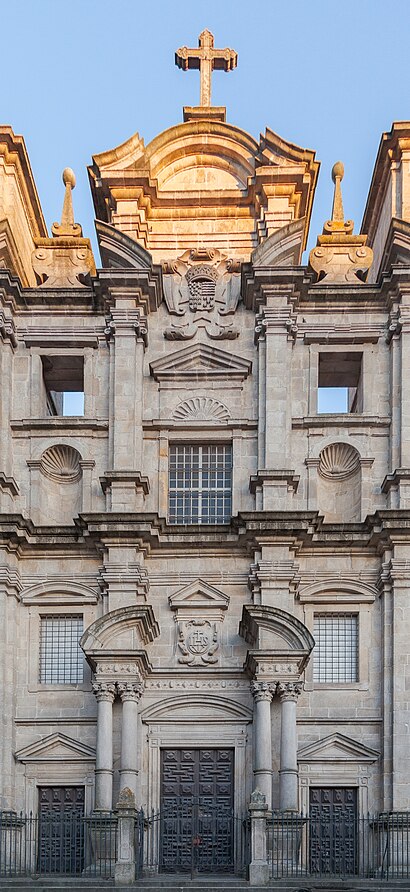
xmin=298 ymin=733 xmax=379 ymax=764
xmin=377 ymin=217 xmax=410 ymax=277
xmin=80 ymin=604 xmax=159 ymax=654
xmin=240 ymin=604 xmax=314 ymax=653
xmin=95 ymin=220 xmax=154 ymax=269
xmin=251 ymin=218 xmax=305 ymax=268
xmin=15 ymin=732 xmax=95 ymax=763
xmin=149 ymin=342 xmax=252 ymax=383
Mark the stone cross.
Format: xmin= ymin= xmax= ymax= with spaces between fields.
xmin=175 ymin=29 xmax=237 ymax=107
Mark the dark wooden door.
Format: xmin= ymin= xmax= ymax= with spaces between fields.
xmin=309 ymin=787 xmax=358 ymax=875
xmin=160 ymin=748 xmax=234 ymax=873
xmin=38 ymin=786 xmax=85 ymax=874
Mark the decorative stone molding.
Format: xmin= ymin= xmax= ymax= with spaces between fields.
xmin=250 ymin=680 xmax=275 ymax=701
xmin=277 ymin=681 xmax=303 ymax=703
xmin=177 ymin=619 xmax=219 ymax=666
xmin=163 ymin=247 xmax=241 ymax=340
xmin=39 ymin=444 xmax=82 ymax=484
xmin=169 ymin=579 xmax=229 ymax=668
xmin=117 ymin=682 xmax=144 ymax=702
xmin=173 ymin=396 xmax=230 ymax=423
xmin=318 ymin=442 xmax=360 ymax=481
xmin=150 ymin=342 xmax=252 ymax=384
xmin=91 ymin=682 xmax=116 ymax=703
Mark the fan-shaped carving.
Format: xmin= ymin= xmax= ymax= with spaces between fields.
xmin=318 ymin=443 xmax=360 ymax=480
xmin=40 ymin=445 xmax=82 ymax=484
xmin=173 ymin=397 xmax=230 ymax=423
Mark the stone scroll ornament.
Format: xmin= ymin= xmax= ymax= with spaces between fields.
xmin=162 ymin=247 xmax=241 ymax=340
xmin=177 ymin=619 xmax=219 ymax=666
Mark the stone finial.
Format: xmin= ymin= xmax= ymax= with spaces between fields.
xmin=116 ymin=787 xmax=136 ymax=809
xmin=32 ymin=167 xmax=95 ymax=288
xmin=309 ymin=161 xmax=373 ymax=284
xmin=51 ymin=168 xmax=82 ymax=237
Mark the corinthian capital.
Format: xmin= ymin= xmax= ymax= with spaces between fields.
xmin=92 ymin=681 xmax=116 ymax=703
xmin=251 ymin=680 xmax=275 ymax=702
xmin=277 ymin=681 xmax=303 ymax=703
xmin=117 ymin=681 xmax=144 ymax=702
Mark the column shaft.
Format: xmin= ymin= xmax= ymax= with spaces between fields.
xmin=278 ymin=683 xmax=301 ymax=812
xmin=251 ymin=682 xmax=273 ymax=809
xmin=118 ymin=683 xmax=142 ymax=800
xmin=93 ymin=684 xmax=115 ymax=812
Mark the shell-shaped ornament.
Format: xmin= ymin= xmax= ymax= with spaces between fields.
xmin=40 ymin=444 xmax=82 ymax=483
xmin=173 ymin=397 xmax=230 ymax=423
xmin=318 ymin=442 xmax=360 ymax=480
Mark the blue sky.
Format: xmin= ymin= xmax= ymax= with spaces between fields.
xmin=3 ymin=0 xmax=409 ymax=262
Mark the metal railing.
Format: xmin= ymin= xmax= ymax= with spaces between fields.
xmin=141 ymin=805 xmax=250 ymax=878
xmin=0 ymin=811 xmax=117 ymax=878
xmin=270 ymin=811 xmax=410 ymax=879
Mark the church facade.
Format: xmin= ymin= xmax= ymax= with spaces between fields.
xmin=1 ymin=29 xmax=410 ymax=880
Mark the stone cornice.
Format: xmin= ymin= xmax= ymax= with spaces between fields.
xmin=3 ymin=510 xmax=410 ymax=554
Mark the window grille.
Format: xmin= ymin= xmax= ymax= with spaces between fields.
xmin=168 ymin=444 xmax=232 ymax=524
xmin=313 ymin=613 xmax=358 ymax=683
xmin=40 ymin=615 xmax=84 ymax=684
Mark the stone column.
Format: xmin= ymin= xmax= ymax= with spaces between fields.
xmin=92 ymin=682 xmax=116 ymax=812
xmin=251 ymin=681 xmax=274 ymax=809
xmin=277 ymin=682 xmax=302 ymax=812
xmin=118 ymin=682 xmax=143 ymax=800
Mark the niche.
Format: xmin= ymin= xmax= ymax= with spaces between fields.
xmin=317 ymin=442 xmax=361 ymax=522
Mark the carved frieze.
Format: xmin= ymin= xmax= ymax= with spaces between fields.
xmin=162 ymin=247 xmax=241 ymax=340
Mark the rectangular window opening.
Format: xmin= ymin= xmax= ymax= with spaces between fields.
xmin=41 ymin=356 xmax=84 ymax=417
xmin=313 ymin=613 xmax=358 ymax=683
xmin=168 ymin=444 xmax=232 ymax=525
xmin=40 ymin=614 xmax=84 ymax=684
xmin=318 ymin=352 xmax=363 ymax=414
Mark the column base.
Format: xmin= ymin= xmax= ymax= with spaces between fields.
xmin=270 ymin=812 xmax=306 ymax=878
xmin=249 ymin=860 xmax=269 ymax=886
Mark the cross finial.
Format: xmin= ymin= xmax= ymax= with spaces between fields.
xmin=175 ymin=29 xmax=237 ymax=107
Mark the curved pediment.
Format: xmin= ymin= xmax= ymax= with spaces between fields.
xmin=140 ymin=694 xmax=252 ymax=724
xmin=240 ymin=604 xmax=314 ymax=653
xmin=89 ymin=119 xmax=318 ymax=263
xmin=95 ymin=220 xmax=153 ymax=269
xmin=251 ymin=218 xmax=306 ymax=267
xmin=80 ymin=604 xmax=159 ymax=653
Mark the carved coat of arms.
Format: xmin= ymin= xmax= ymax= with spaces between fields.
xmin=177 ymin=619 xmax=219 ymax=666
xmin=162 ymin=247 xmax=241 ymax=340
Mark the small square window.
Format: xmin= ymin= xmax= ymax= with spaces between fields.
xmin=313 ymin=613 xmax=358 ymax=683
xmin=168 ymin=444 xmax=232 ymax=524
xmin=40 ymin=615 xmax=84 ymax=684
xmin=41 ymin=356 xmax=84 ymax=417
xmin=318 ymin=352 xmax=362 ymax=414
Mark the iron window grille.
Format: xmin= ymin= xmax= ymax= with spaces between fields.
xmin=168 ymin=444 xmax=232 ymax=524
xmin=40 ymin=615 xmax=84 ymax=684
xmin=313 ymin=613 xmax=358 ymax=683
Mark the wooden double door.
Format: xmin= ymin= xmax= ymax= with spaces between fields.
xmin=38 ymin=786 xmax=85 ymax=874
xmin=309 ymin=787 xmax=358 ymax=875
xmin=160 ymin=748 xmax=235 ymax=873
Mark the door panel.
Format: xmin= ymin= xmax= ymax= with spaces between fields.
xmin=309 ymin=787 xmax=357 ymax=875
xmin=160 ymin=748 xmax=234 ymax=873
